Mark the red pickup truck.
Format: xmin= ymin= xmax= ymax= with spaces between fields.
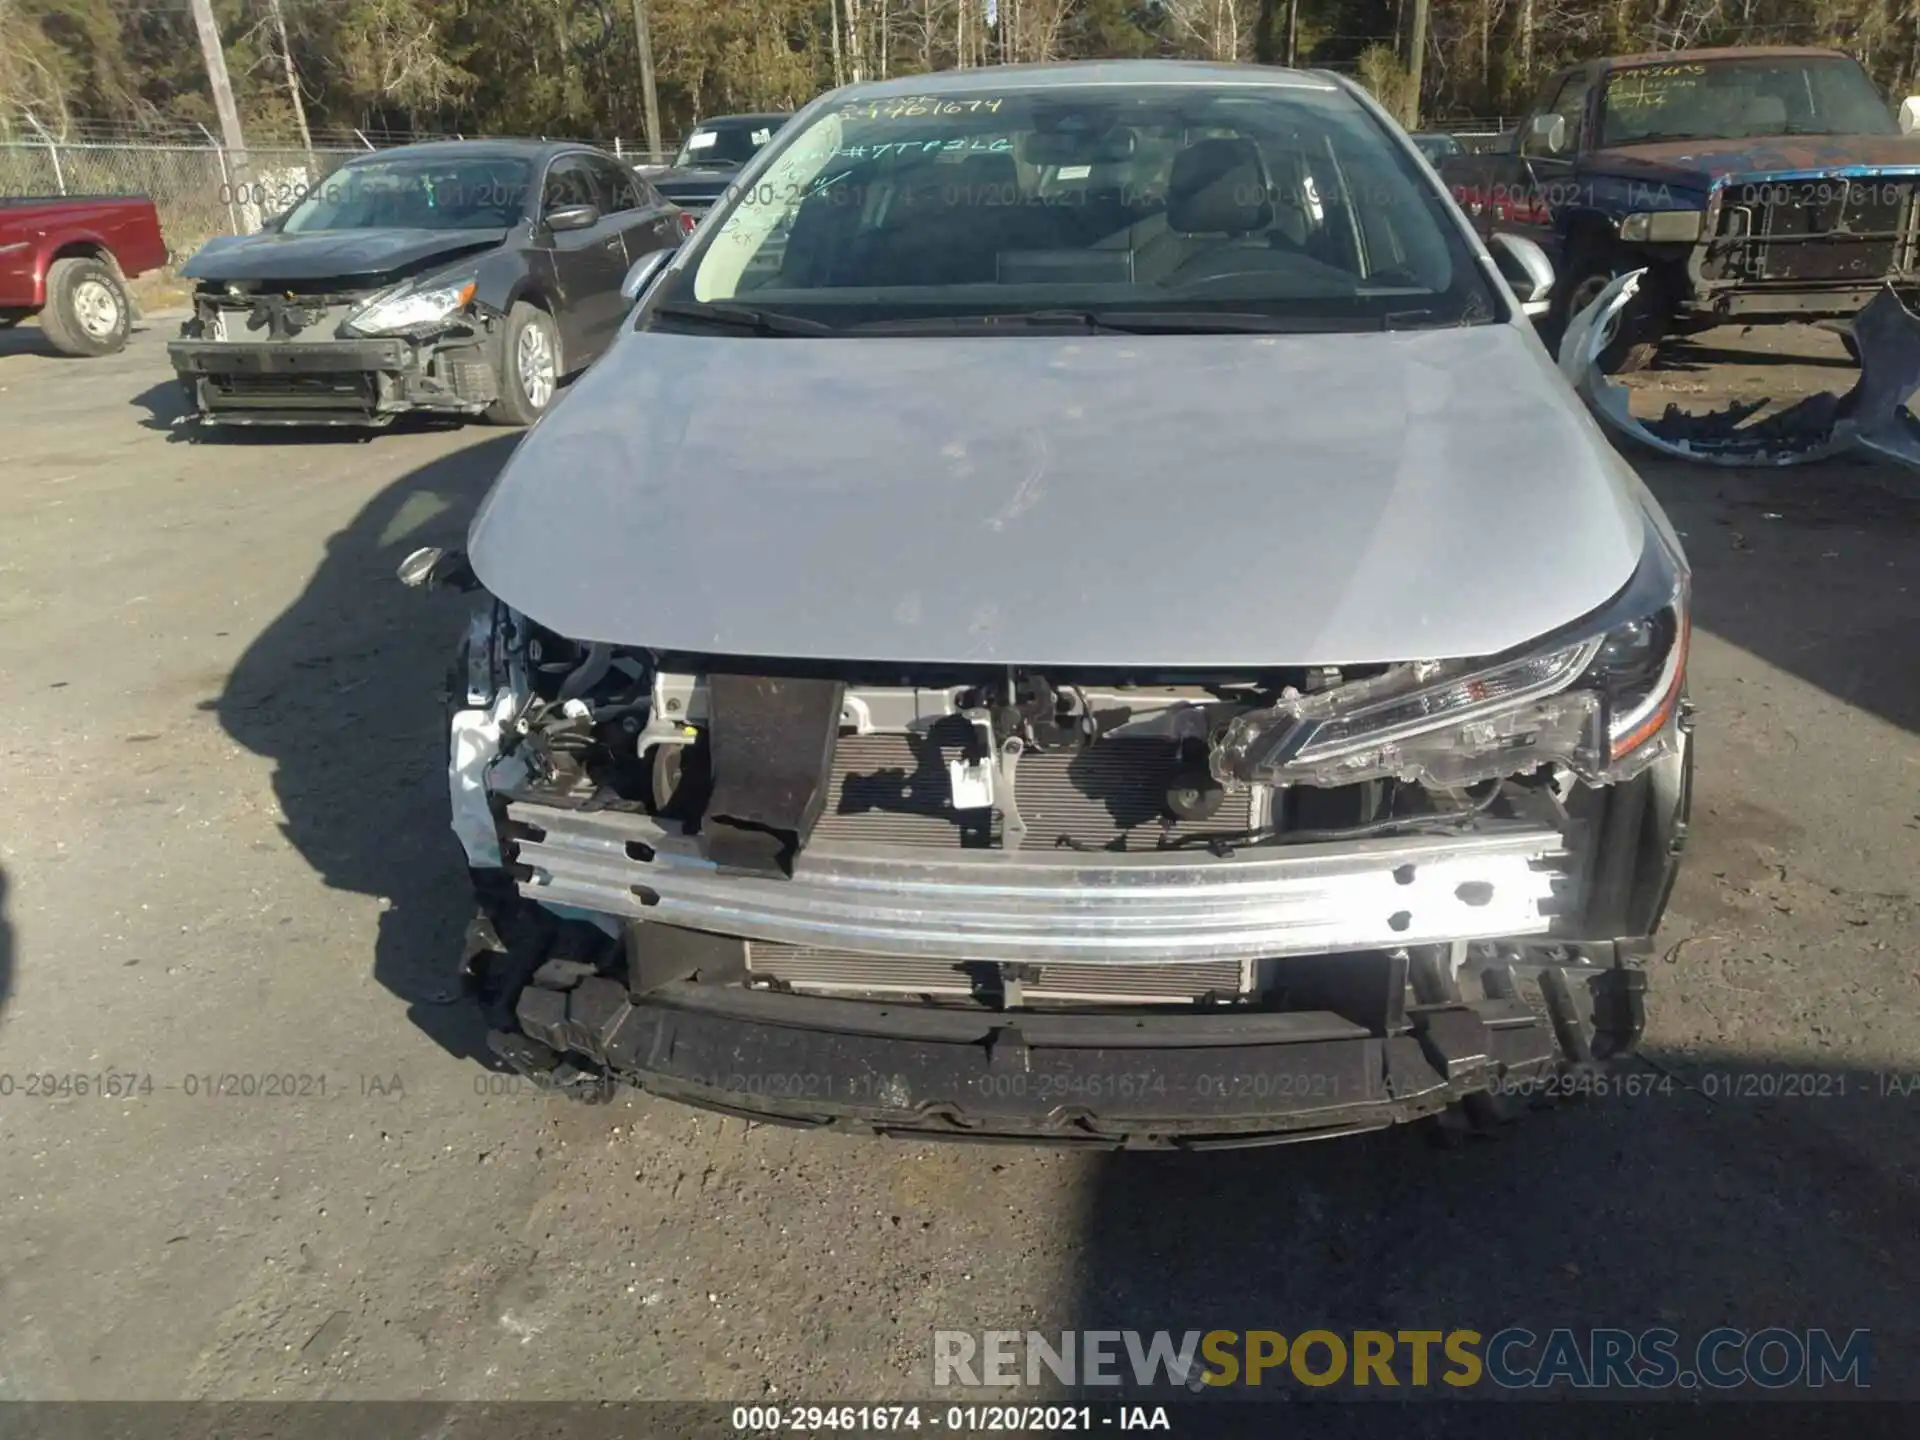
xmin=0 ymin=195 xmax=169 ymax=356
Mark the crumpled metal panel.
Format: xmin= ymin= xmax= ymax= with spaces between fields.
xmin=1558 ymin=269 xmax=1920 ymax=471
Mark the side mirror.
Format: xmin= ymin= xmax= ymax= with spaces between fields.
xmin=1489 ymin=232 xmax=1556 ymax=318
xmin=621 ymin=248 xmax=676 ymax=304
xmin=1526 ymin=113 xmax=1566 ymax=154
xmin=1901 ymin=96 xmax=1920 ymax=135
xmin=396 ymin=545 xmax=480 ymax=592
xmin=545 ymin=203 xmax=600 ymax=232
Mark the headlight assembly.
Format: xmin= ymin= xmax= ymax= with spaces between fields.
xmin=1215 ymin=517 xmax=1690 ymax=791
xmin=345 ymin=275 xmax=478 ymax=337
xmin=1619 ymin=210 xmax=1703 ymax=244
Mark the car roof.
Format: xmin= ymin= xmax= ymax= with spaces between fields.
xmin=1602 ymin=45 xmax=1852 ymax=72
xmin=336 ymin=138 xmax=601 ymax=163
xmin=827 ymin=58 xmax=1346 ymax=102
xmin=689 ymin=113 xmax=792 ymax=127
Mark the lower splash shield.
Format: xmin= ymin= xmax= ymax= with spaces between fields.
xmin=1560 ymin=269 xmax=1920 ymax=471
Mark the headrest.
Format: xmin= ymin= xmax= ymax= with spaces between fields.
xmin=953 ymin=151 xmax=1018 ymax=192
xmin=1167 ymin=137 xmax=1272 ymax=235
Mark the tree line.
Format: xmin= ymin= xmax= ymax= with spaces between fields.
xmin=3 ymin=0 xmax=1917 ymax=147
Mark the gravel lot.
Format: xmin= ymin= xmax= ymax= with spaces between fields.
xmin=0 ymin=313 xmax=1915 ymax=1408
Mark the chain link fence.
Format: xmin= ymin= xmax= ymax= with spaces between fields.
xmin=0 ymin=140 xmax=365 ymax=263
xmin=0 ymin=129 xmax=680 ymax=272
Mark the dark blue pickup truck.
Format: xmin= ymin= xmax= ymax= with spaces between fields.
xmin=1438 ymin=47 xmax=1920 ymax=370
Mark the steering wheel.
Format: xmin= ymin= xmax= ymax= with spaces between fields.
xmin=1169 ymin=258 xmax=1292 ymax=291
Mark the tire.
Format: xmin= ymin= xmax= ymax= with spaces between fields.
xmin=1549 ymin=248 xmax=1664 ymax=376
xmin=39 ymin=255 xmax=132 ymax=357
xmin=0 ymin=309 xmax=27 ymax=329
xmin=485 ymin=302 xmax=561 ymax=426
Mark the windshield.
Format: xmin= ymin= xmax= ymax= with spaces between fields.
xmin=654 ymin=82 xmax=1498 ymax=333
xmin=675 ymin=118 xmax=786 ymax=168
xmin=1599 ymin=57 xmax=1897 ymax=145
xmin=280 ymin=156 xmax=531 ymax=232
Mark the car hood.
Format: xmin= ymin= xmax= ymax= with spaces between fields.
xmin=178 ymin=227 xmax=509 ymax=284
xmin=466 ymin=322 xmax=1648 ymax=669
xmin=1590 ymin=134 xmax=1920 ymax=190
xmin=654 ymin=169 xmax=740 ymax=194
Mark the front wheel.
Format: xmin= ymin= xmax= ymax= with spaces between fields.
xmin=39 ymin=256 xmax=132 ymax=356
xmin=1550 ymin=251 xmax=1664 ymax=376
xmin=485 ymin=303 xmax=561 ymax=426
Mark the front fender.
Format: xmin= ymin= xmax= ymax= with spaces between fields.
xmin=28 ymin=226 xmax=116 ymax=306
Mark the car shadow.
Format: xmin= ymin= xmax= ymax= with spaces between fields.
xmin=0 ymin=315 xmax=173 ymax=362
xmin=1654 ymin=342 xmax=1859 ymax=374
xmin=0 ymin=863 xmax=12 ymax=1036
xmin=1634 ymin=455 xmax=1920 ymax=736
xmin=1063 ymin=1052 xmax=1919 ymax=1411
xmin=0 ymin=323 xmax=65 ymax=359
xmin=129 ymin=378 xmax=196 ymax=433
xmin=210 ymin=432 xmax=522 ymax=1066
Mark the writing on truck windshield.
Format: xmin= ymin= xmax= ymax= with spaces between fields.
xmin=654 ymin=83 xmax=1498 ymax=333
xmin=1599 ymin=57 xmax=1897 ymax=145
xmin=676 ymin=120 xmax=783 ymax=167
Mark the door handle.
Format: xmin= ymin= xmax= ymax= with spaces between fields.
xmin=604 ymin=236 xmax=622 ymax=250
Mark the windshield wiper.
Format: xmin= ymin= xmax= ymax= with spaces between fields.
xmin=1613 ymin=130 xmax=1718 ymax=145
xmin=647 ymin=300 xmax=836 ymax=336
xmin=849 ymin=309 xmax=1387 ymax=335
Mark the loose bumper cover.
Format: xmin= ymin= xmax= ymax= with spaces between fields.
xmin=169 ymin=334 xmax=498 ymax=425
xmin=493 ymin=963 xmax=1639 ymax=1147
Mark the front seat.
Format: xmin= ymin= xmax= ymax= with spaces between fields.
xmin=1742 ymin=94 xmax=1788 ymax=136
xmin=865 ymin=150 xmax=1020 ymax=286
xmin=1135 ymin=136 xmax=1274 ymax=285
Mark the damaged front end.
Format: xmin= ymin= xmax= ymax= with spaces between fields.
xmin=168 ymin=273 xmax=508 ymax=427
xmin=403 ymin=527 xmax=1693 ymax=1147
xmin=1562 ymin=267 xmax=1920 ymax=470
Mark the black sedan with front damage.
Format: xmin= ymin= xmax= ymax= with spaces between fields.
xmin=169 ymin=140 xmax=695 ymax=428
xmin=402 ymin=63 xmax=1694 ymax=1150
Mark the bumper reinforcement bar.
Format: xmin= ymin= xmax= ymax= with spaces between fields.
xmin=501 ymin=800 xmax=1577 ymax=964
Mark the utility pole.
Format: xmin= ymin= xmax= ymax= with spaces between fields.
xmin=1401 ymin=0 xmax=1429 ymax=130
xmin=188 ymin=0 xmax=259 ymax=230
xmin=264 ymin=0 xmax=314 ymax=180
xmin=630 ymin=0 xmax=663 ymax=162
xmin=1284 ymin=0 xmax=1298 ymax=65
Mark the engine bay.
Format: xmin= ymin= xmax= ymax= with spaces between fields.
xmin=469 ymin=601 xmax=1596 ymax=879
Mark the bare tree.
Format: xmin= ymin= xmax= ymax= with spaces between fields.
xmin=845 ymin=0 xmax=866 ymax=82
